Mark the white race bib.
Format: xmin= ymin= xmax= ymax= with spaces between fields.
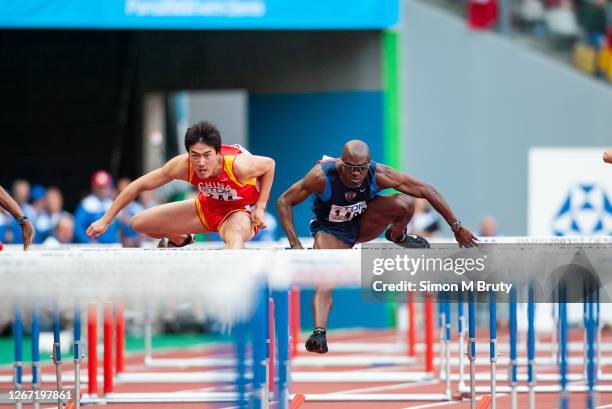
xmin=198 ymin=183 xmax=242 ymax=201
xmin=328 ymin=202 xmax=367 ymax=222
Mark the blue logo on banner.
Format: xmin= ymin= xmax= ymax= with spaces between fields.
xmin=552 ymin=183 xmax=612 ymax=236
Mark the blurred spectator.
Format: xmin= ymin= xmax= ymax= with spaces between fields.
xmin=11 ymin=180 xmax=33 ymax=214
xmin=116 ymin=177 xmax=146 ymax=247
xmin=407 ymin=198 xmax=440 ymax=238
xmin=47 ymin=187 xmax=72 ymax=224
xmin=12 ymin=183 xmax=46 ymax=243
xmin=74 ymin=170 xmax=120 ymax=243
xmin=479 ymin=215 xmax=498 ymax=236
xmin=0 ymin=209 xmax=9 ymax=243
xmin=546 ymin=0 xmax=580 ymax=38
xmin=116 ymin=177 xmax=131 ymax=198
xmin=42 ymin=215 xmax=75 ymax=247
xmin=7 ymin=180 xmax=35 ymax=244
xmin=29 ymin=184 xmax=51 ymax=243
xmin=36 ymin=187 xmax=73 ymax=243
xmin=518 ymin=0 xmax=546 ymax=24
xmin=139 ymin=190 xmax=159 ymax=209
xmin=608 ymin=2 xmax=612 ymax=45
xmin=467 ymin=0 xmax=498 ymax=30
xmin=0 ymin=184 xmax=35 ymax=250
xmin=578 ymin=0 xmax=609 ymax=48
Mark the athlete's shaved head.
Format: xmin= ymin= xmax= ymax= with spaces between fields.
xmin=342 ymin=140 xmax=370 ymax=164
xmin=338 ymin=140 xmax=371 ymax=188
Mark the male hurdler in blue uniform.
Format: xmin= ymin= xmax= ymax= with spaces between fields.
xmin=277 ymin=140 xmax=477 ymax=353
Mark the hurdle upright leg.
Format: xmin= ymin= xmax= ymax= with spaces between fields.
xmin=87 ymin=304 xmax=98 ymax=397
xmin=551 ymin=299 xmax=557 ymax=364
xmin=273 ymin=290 xmax=290 ymax=409
xmin=586 ymin=286 xmax=597 ymax=409
xmin=408 ymin=292 xmax=416 ymax=357
xmin=289 ymin=287 xmax=300 ymax=359
xmin=597 ymin=290 xmax=602 ymax=381
xmin=115 ymin=301 xmax=125 ymax=375
xmin=468 ymin=291 xmax=476 ymax=409
xmin=52 ymin=302 xmax=63 ymax=409
xmin=13 ymin=304 xmax=23 ymax=409
xmin=103 ymin=303 xmax=113 ymax=396
xmin=558 ymin=285 xmax=568 ymax=409
xmin=527 ymin=283 xmax=536 ymax=409
xmin=457 ymin=292 xmax=466 ymax=391
xmin=584 ymin=299 xmax=588 ymax=380
xmin=444 ymin=295 xmax=451 ymax=400
xmin=251 ymin=285 xmax=268 ymax=409
xmin=234 ymin=320 xmax=248 ymax=409
xmin=509 ymin=287 xmax=517 ymax=409
xmin=32 ymin=303 xmax=41 ymax=409
xmin=268 ymin=296 xmax=275 ymax=406
xmin=438 ymin=297 xmax=445 ymax=380
xmin=489 ymin=291 xmax=497 ymax=409
xmin=143 ymin=303 xmax=153 ymax=364
xmin=74 ymin=302 xmax=82 ymax=409
xmin=425 ymin=294 xmax=435 ymax=374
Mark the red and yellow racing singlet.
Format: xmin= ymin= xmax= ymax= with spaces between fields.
xmin=188 ymin=144 xmax=260 ymax=232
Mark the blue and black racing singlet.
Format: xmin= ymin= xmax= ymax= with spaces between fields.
xmin=309 ymin=158 xmax=379 ymax=246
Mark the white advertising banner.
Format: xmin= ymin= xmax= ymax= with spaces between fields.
xmin=529 ymin=147 xmax=612 ymax=325
xmin=529 ymin=147 xmax=612 ymax=237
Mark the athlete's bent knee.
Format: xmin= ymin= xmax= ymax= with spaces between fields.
xmin=394 ymin=195 xmax=414 ymax=213
xmin=224 ymin=223 xmax=249 ymax=240
xmin=130 ymin=213 xmax=146 ymax=233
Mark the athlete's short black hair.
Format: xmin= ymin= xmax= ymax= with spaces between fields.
xmin=184 ymin=121 xmax=222 ymax=152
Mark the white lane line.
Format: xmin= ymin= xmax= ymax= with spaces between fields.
xmin=325 ymin=380 xmax=440 ymax=395
xmin=400 ymin=400 xmax=461 ymax=409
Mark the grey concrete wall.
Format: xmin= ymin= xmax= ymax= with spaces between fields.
xmin=402 ymin=0 xmax=612 ymax=235
xmin=187 ymin=90 xmax=248 ymax=147
xmin=134 ymin=30 xmax=382 ymax=93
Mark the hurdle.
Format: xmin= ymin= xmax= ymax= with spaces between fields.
xmin=0 ymin=248 xmax=272 ymax=408
xmin=271 ymin=250 xmax=450 ymax=405
xmin=141 ymin=249 xmax=432 ymax=372
xmin=3 ymin=240 xmax=612 ymax=408
xmin=118 ymin=249 xmax=443 ymax=405
xmin=457 ymin=279 xmax=612 ymax=409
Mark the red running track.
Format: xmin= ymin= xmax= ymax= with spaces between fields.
xmin=1 ymin=328 xmax=612 ymax=408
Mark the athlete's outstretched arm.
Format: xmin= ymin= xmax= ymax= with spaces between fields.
xmin=86 ymin=155 xmax=187 ymax=238
xmin=375 ymin=164 xmax=477 ymax=247
xmin=233 ymin=154 xmax=275 ymax=228
xmin=0 ymin=185 xmax=35 ymax=250
xmin=604 ymin=151 xmax=612 ymax=164
xmin=276 ymin=165 xmax=326 ymax=249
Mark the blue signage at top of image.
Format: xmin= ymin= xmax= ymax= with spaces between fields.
xmin=0 ymin=0 xmax=399 ymax=30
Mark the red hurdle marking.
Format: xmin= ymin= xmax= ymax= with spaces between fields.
xmin=103 ymin=303 xmax=113 ymax=395
xmin=476 ymin=394 xmax=491 ymax=409
xmin=115 ymin=301 xmax=125 ymax=374
xmin=289 ymin=393 xmax=305 ymax=409
xmin=269 ymin=298 xmax=276 ymax=393
xmin=408 ymin=292 xmax=416 ymax=357
xmin=425 ymin=293 xmax=435 ymax=373
xmin=87 ymin=304 xmax=98 ymax=396
xmin=289 ymin=287 xmax=300 ymax=359
xmin=64 ymin=392 xmax=83 ymax=409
